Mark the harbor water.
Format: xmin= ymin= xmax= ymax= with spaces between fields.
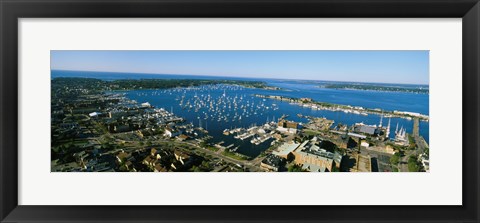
xmin=53 ymin=70 xmax=430 ymax=157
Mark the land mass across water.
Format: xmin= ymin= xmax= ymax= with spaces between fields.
xmin=254 ymin=94 xmax=429 ymax=121
xmin=319 ymin=83 xmax=429 ymax=94
xmin=52 ymin=77 xmax=281 ymax=91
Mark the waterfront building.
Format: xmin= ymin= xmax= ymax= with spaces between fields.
xmin=165 ymin=127 xmax=181 ymax=138
xmin=272 ymin=141 xmax=301 ymax=158
xmin=360 ymin=141 xmax=370 ymax=148
xmin=278 ymin=120 xmax=299 ymax=129
xmin=292 ymin=140 xmax=342 ymax=172
xmin=260 ymin=154 xmax=285 ymax=172
xmin=354 ymin=122 xmax=380 ymax=135
xmin=141 ymin=102 xmax=151 ymax=108
xmin=276 ymin=126 xmax=298 ymax=135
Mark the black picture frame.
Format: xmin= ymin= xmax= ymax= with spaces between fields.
xmin=1 ymin=0 xmax=479 ymax=222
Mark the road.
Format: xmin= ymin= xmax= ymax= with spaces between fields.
xmin=398 ymin=118 xmax=427 ymax=172
xmin=180 ymin=141 xmax=265 ymax=172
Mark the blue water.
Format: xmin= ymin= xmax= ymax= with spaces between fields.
xmin=266 ymin=81 xmax=429 ymax=115
xmin=52 ymin=70 xmax=429 ymax=157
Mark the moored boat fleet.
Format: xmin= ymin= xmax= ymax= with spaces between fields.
xmin=136 ymin=84 xmax=280 ymax=125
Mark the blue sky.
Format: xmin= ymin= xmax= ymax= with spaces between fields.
xmin=51 ymin=50 xmax=429 ymax=84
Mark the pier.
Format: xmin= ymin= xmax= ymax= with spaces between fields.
xmin=413 ymin=118 xmax=420 ymax=137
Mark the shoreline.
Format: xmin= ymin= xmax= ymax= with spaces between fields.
xmin=318 ymin=86 xmax=429 ymax=95
xmin=254 ymin=94 xmax=429 ymax=122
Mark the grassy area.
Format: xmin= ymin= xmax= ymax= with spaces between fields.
xmin=199 ymin=141 xmax=219 ymax=152
xmin=303 ymin=129 xmax=323 ymax=136
xmin=222 ymin=150 xmax=248 ymax=161
xmin=205 ymin=146 xmax=219 ymax=152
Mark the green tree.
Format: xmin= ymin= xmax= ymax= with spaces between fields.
xmin=191 ymin=166 xmax=202 ymax=172
xmin=390 ymin=152 xmax=401 ymax=165
xmin=407 ymin=155 xmax=420 ymax=172
xmin=286 ymin=153 xmax=295 ymax=163
xmin=288 ymin=164 xmax=304 ymax=172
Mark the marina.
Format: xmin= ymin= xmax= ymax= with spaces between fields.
xmin=120 ymin=80 xmax=429 ymax=158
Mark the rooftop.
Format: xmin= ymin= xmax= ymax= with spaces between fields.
xmin=272 ymin=141 xmax=300 ymax=157
xmin=302 ymin=163 xmax=327 ymax=172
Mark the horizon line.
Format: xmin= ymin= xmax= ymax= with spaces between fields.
xmin=51 ymin=69 xmax=429 ymax=86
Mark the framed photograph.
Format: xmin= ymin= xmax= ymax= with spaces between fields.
xmin=1 ymin=0 xmax=479 ymax=222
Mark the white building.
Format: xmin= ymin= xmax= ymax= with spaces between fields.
xmin=141 ymin=102 xmax=151 ymax=108
xmin=164 ymin=127 xmax=181 ymax=138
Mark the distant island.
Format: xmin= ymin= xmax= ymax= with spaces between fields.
xmin=254 ymin=94 xmax=429 ymax=121
xmin=319 ymin=83 xmax=429 ymax=94
xmin=51 ymin=77 xmax=281 ymax=92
